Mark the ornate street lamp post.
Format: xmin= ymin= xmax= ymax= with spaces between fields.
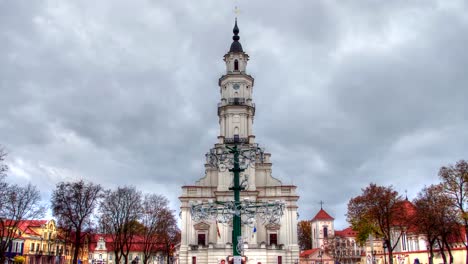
xmin=190 ymin=137 xmax=284 ymax=262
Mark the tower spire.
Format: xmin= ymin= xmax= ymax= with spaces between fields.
xmin=229 ymin=18 xmax=243 ymax=52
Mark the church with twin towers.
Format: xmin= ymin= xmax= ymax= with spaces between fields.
xmin=178 ymin=20 xmax=300 ymax=264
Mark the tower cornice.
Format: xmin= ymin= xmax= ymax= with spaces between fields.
xmin=218 ymin=74 xmax=255 ymax=86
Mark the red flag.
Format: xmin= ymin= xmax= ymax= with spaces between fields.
xmin=216 ymin=220 xmax=221 ymax=238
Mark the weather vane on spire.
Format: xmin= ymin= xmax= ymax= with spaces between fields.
xmin=234 ymin=5 xmax=240 ymax=18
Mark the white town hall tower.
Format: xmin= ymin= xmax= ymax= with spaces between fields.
xmin=178 ymin=20 xmax=300 ymax=264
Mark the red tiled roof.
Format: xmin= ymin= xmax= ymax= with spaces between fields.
xmin=4 ymin=219 xmax=47 ymax=236
xmin=312 ymin=209 xmax=334 ymax=221
xmin=88 ymin=234 xmax=165 ymax=252
xmin=300 ymin=248 xmax=320 ymax=258
xmin=391 ymin=199 xmax=417 ymax=230
xmin=335 ymin=227 xmax=358 ymax=237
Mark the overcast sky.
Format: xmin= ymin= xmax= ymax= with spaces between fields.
xmin=1 ymin=0 xmax=468 ymax=229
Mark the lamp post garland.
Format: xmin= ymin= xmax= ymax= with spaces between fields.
xmin=190 ymin=137 xmax=285 ymax=261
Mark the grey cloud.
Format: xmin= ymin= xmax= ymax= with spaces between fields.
xmin=1 ymin=0 xmax=467 ymax=229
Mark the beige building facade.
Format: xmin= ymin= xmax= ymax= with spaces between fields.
xmin=178 ymin=20 xmax=300 ymax=264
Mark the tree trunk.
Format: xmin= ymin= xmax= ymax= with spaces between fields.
xmin=0 ymin=253 xmax=6 ymax=264
xmin=444 ymin=240 xmax=453 ymax=264
xmin=115 ymin=251 xmax=121 ymax=264
xmin=428 ymin=243 xmax=434 ymax=264
xmin=165 ymin=240 xmax=172 ymax=264
xmin=387 ymin=243 xmax=394 ymax=264
xmin=464 ymin=221 xmax=468 ymax=264
xmin=73 ymin=229 xmax=81 ymax=264
xmin=438 ymin=240 xmax=447 ymax=264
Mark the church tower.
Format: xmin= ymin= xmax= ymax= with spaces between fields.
xmin=178 ymin=20 xmax=300 ymax=264
xmin=217 ymin=19 xmax=256 ymax=144
xmin=311 ymin=206 xmax=335 ymax=249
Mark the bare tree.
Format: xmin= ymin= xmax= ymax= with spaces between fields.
xmin=156 ymin=207 xmax=179 ymax=264
xmin=413 ymin=184 xmax=451 ymax=264
xmin=140 ymin=194 xmax=169 ymax=264
xmin=100 ymin=186 xmax=142 ymax=264
xmin=0 ymin=148 xmax=8 ymax=213
xmin=51 ymin=180 xmax=103 ymax=264
xmin=0 ymin=147 xmax=7 ymax=177
xmin=439 ymin=160 xmax=468 ymax=264
xmin=0 ymin=183 xmax=45 ymax=263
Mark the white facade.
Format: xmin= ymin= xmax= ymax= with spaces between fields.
xmin=311 ymin=220 xmax=334 ymax=250
xmin=88 ymin=236 xmax=168 ymax=264
xmin=178 ymin=21 xmax=300 ymax=264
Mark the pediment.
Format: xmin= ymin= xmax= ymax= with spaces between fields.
xmin=265 ymin=223 xmax=281 ymax=230
xmin=194 ymin=222 xmax=210 ymax=230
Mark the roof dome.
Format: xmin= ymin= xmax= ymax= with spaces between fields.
xmin=229 ymin=18 xmax=243 ymax=53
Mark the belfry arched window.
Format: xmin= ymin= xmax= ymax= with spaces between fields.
xmin=234 ymin=60 xmax=239 ymax=71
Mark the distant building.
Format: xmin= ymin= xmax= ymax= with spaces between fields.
xmin=2 ymin=219 xmax=69 ymax=264
xmin=88 ymin=235 xmax=168 ymax=264
xmin=360 ymin=199 xmax=467 ymax=264
xmin=311 ymin=207 xmax=335 ymax=249
xmin=300 ymin=207 xmax=364 ymax=264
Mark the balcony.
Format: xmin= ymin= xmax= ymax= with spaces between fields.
xmin=224 ymin=137 xmax=249 ymax=144
xmin=229 ymin=97 xmax=245 ymax=105
xmin=217 ymin=98 xmax=255 ymax=108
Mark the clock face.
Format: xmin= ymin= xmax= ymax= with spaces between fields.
xmin=233 ymin=83 xmax=240 ymax=90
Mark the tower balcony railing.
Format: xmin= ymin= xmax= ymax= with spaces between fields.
xmin=229 ymin=97 xmax=245 ymax=105
xmin=224 ymin=137 xmax=249 ymax=144
xmin=217 ymin=98 xmax=255 ymax=108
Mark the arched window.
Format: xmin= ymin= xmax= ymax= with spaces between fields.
xmin=234 ymin=60 xmax=239 ymax=71
xmin=323 ymin=227 xmax=328 ymax=238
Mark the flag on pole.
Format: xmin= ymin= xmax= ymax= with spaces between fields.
xmin=216 ymin=220 xmax=221 ymax=238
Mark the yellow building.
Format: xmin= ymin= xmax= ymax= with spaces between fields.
xmin=15 ymin=219 xmax=66 ymax=264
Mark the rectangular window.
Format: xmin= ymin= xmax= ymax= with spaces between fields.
xmin=192 ymin=256 xmax=196 ymax=264
xmin=270 ymin=234 xmax=278 ymax=246
xmin=31 ymin=243 xmax=34 ymax=251
xmin=197 ymin=234 xmax=206 ymax=246
xmin=277 ymin=256 xmax=282 ymax=264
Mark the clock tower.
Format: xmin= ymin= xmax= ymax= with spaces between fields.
xmin=178 ymin=20 xmax=300 ymax=264
xmin=217 ymin=19 xmax=256 ymax=144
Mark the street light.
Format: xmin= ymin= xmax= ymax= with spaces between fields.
xmin=190 ymin=137 xmax=285 ymax=262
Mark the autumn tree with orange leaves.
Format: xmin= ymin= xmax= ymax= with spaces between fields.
xmin=347 ymin=183 xmax=411 ymax=264
xmin=298 ymin=220 xmax=312 ymax=250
